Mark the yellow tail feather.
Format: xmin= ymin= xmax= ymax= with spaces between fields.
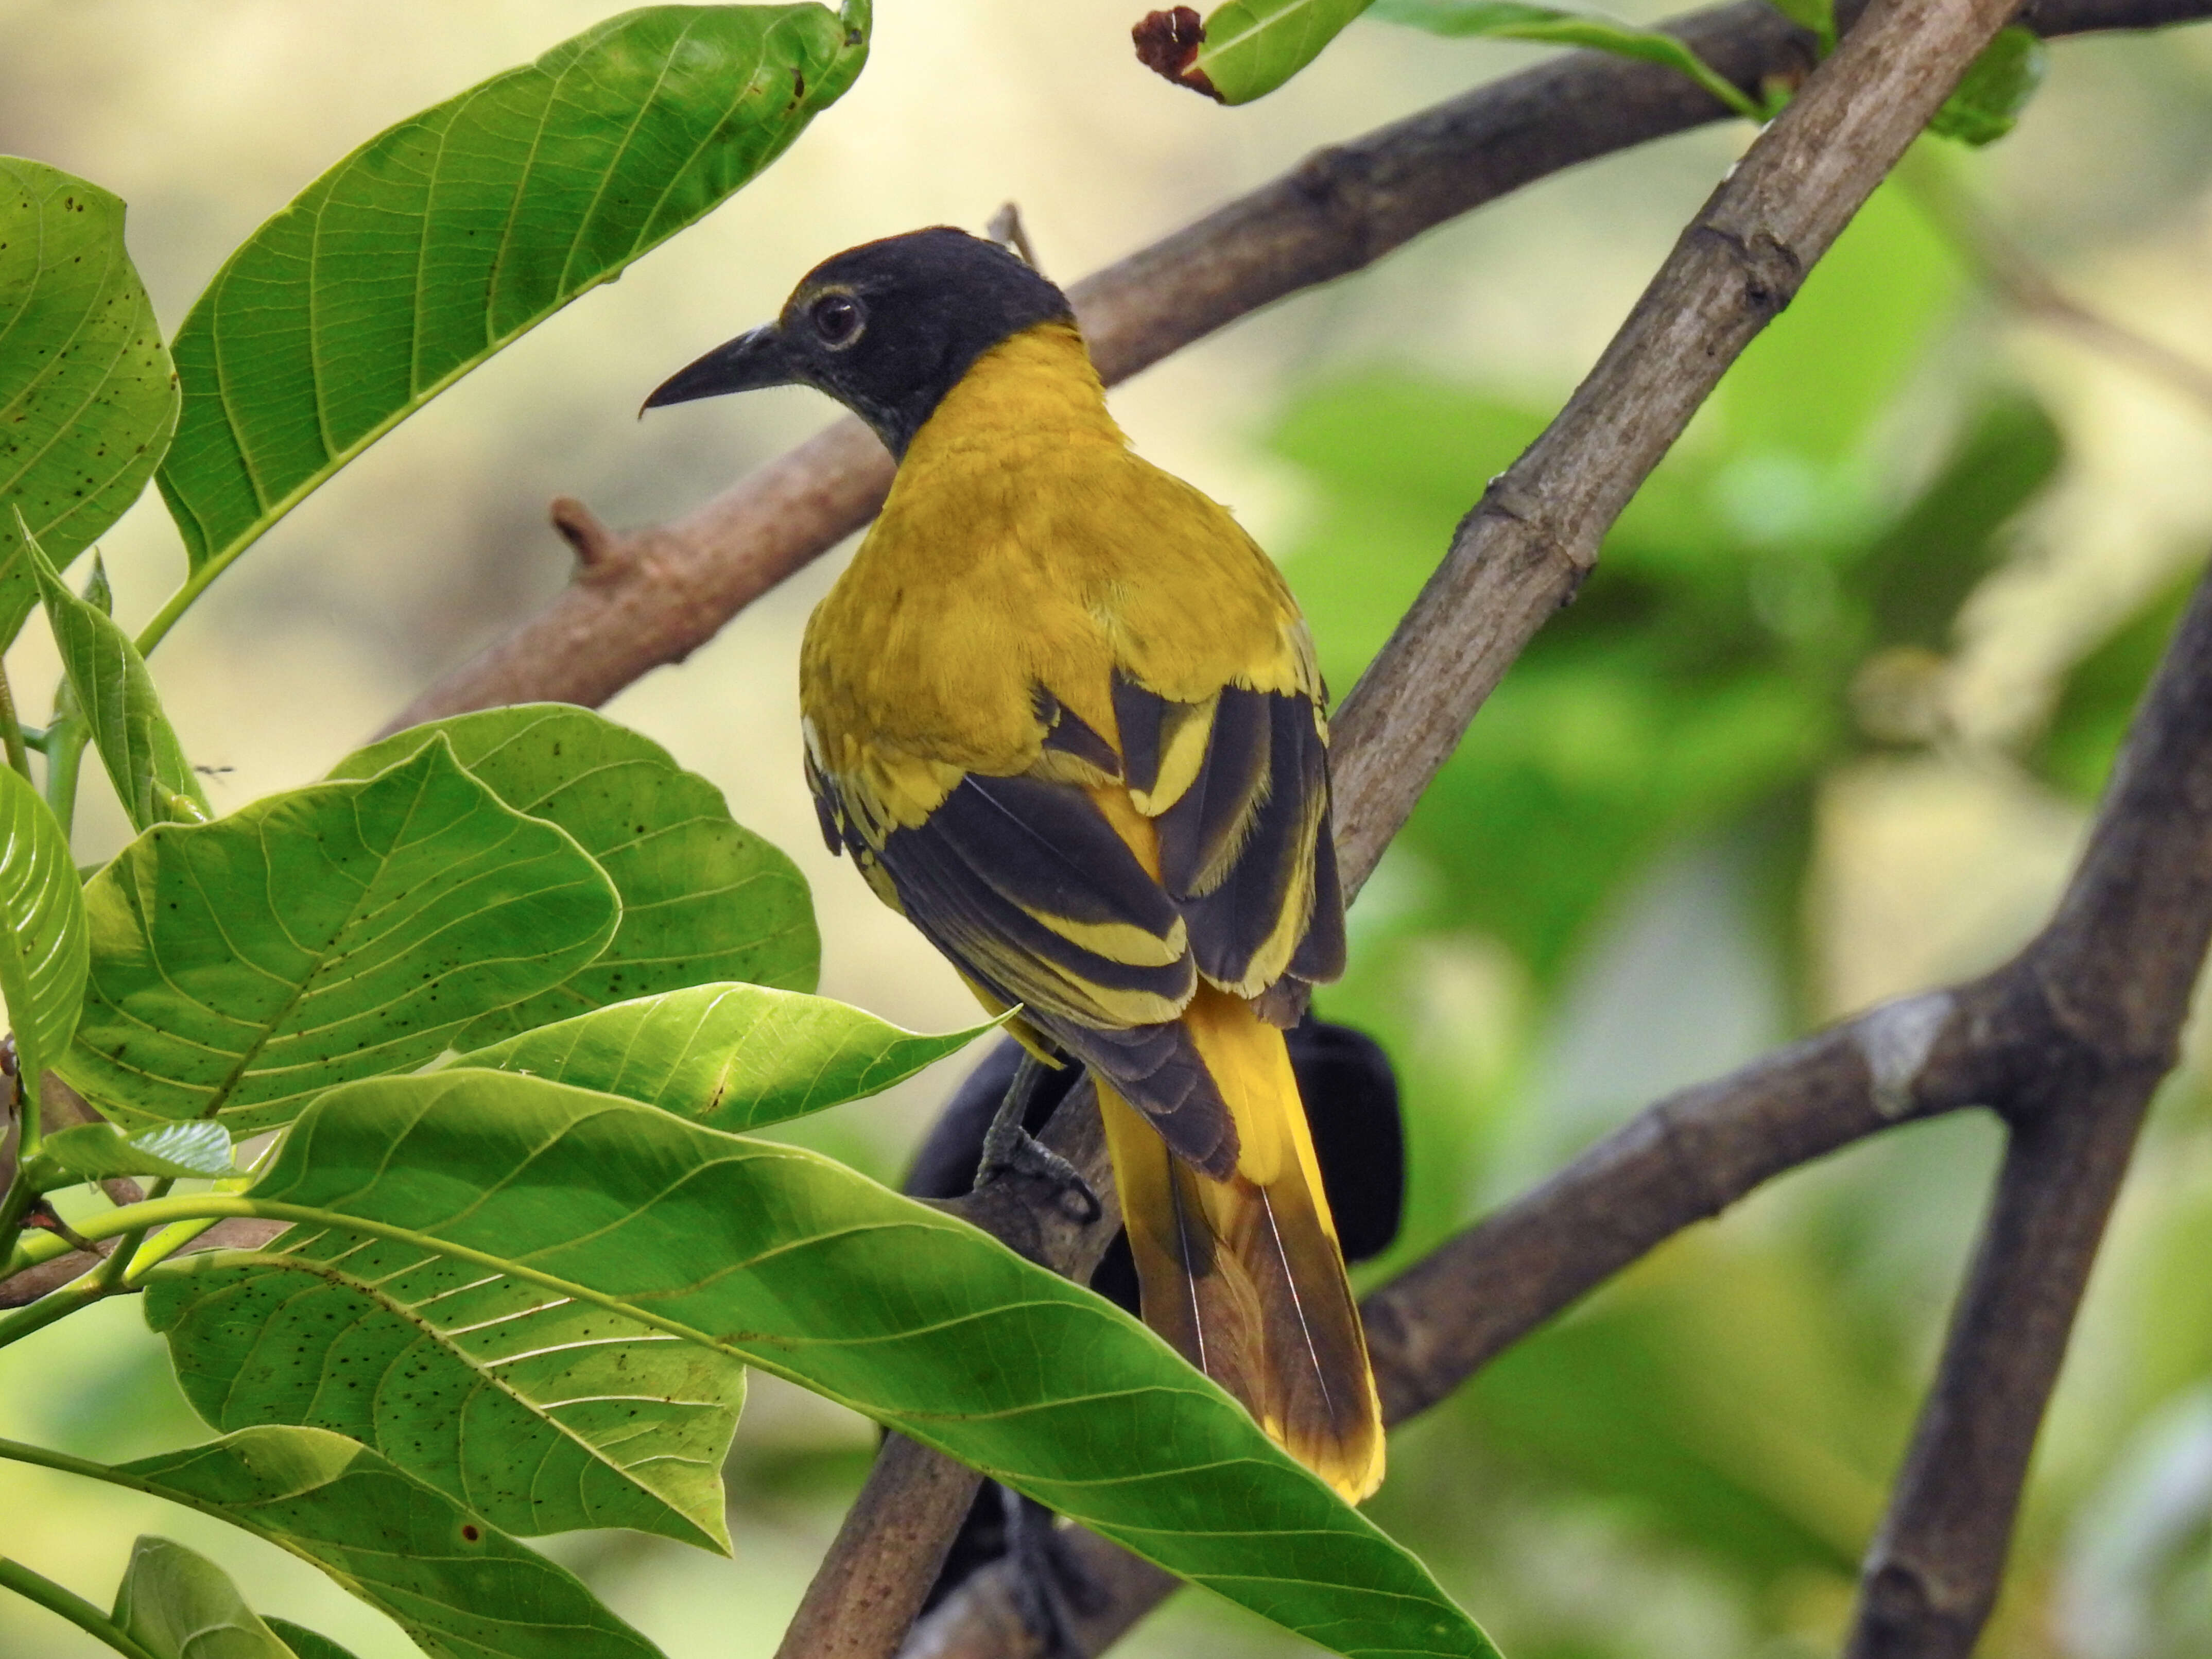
xmin=1099 ymin=986 xmax=1385 ymax=1502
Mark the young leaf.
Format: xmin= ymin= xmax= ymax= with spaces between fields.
xmin=110 ymin=1535 xmax=295 ymax=1659
xmin=1762 ymin=0 xmax=1835 ymax=54
xmin=1371 ymin=0 xmax=1764 ymax=119
xmin=1927 ymin=26 xmax=2047 ymax=146
xmin=448 ymin=981 xmax=991 ymax=1132
xmin=114 ymin=1426 xmax=663 ymax=1659
xmin=188 ymin=1071 xmax=1501 ymax=1659
xmin=0 ymin=158 xmax=178 ymax=646
xmin=32 ymin=1120 xmax=237 ymax=1186
xmin=0 ymin=757 xmax=88 ymax=1129
xmin=1136 ymin=0 xmax=1374 ymax=103
xmin=62 ymin=737 xmax=619 ymax=1133
xmin=332 ymin=705 xmax=818 ymax=1041
xmin=149 ymin=1232 xmax=747 ymax=1553
xmin=264 ymin=1621 xmax=360 ymax=1659
xmin=25 ymin=529 xmax=211 ymax=831
xmin=152 ymin=3 xmax=871 ymax=633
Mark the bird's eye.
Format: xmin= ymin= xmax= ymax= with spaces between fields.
xmin=810 ymin=293 xmax=862 ymax=347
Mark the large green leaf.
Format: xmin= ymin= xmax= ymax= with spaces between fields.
xmin=113 ymin=1427 xmax=662 ymax=1659
xmin=111 ymin=1535 xmax=296 ymax=1659
xmin=62 ymin=737 xmax=619 ymax=1133
xmin=148 ymin=1233 xmax=747 ymax=1551
xmin=0 ymin=158 xmax=178 ymax=649
xmin=152 ymin=3 xmax=870 ymax=629
xmin=333 ymin=706 xmax=817 ymax=1042
xmin=0 ymin=756 xmax=88 ymax=1128
xmin=163 ymin=1072 xmax=1499 ymax=1659
xmin=27 ymin=531 xmax=210 ymax=831
xmin=449 ymin=981 xmax=989 ymax=1132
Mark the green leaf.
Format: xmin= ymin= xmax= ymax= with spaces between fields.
xmin=1371 ymin=0 xmax=1762 ymax=119
xmin=62 ymin=736 xmax=619 ymax=1134
xmin=33 ymin=1120 xmax=237 ymax=1186
xmin=148 ymin=1230 xmax=747 ymax=1552
xmin=1852 ymin=393 xmax=2061 ymax=652
xmin=0 ymin=756 xmax=88 ymax=1126
xmin=332 ymin=706 xmax=817 ymax=1042
xmin=0 ymin=158 xmax=178 ymax=646
xmin=110 ymin=1535 xmax=295 ymax=1659
xmin=115 ymin=1426 xmax=662 ymax=1659
xmin=262 ymin=1621 xmax=359 ymax=1659
xmin=1762 ymin=0 xmax=1835 ymax=53
xmin=448 ymin=981 xmax=990 ymax=1132
xmin=183 ymin=1071 xmax=1500 ymax=1659
xmin=1160 ymin=0 xmax=1374 ymax=103
xmin=1927 ymin=26 xmax=2046 ymax=146
xmin=151 ymin=4 xmax=870 ymax=633
xmin=2033 ymin=567 xmax=2198 ymax=801
xmin=25 ymin=527 xmax=210 ymax=831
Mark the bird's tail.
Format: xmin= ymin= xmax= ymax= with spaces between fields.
xmin=1097 ymin=984 xmax=1385 ymax=1502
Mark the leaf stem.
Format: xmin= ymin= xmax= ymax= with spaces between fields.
xmin=96 ymin=1177 xmax=171 ymax=1291
xmin=0 ymin=1553 xmax=161 ymax=1659
xmin=42 ymin=687 xmax=87 ymax=838
xmin=0 ymin=659 xmax=31 ymax=784
xmin=0 ymin=1268 xmax=122 ymax=1350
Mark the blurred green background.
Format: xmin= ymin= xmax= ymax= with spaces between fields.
xmin=3 ymin=2 xmax=2211 ymax=1655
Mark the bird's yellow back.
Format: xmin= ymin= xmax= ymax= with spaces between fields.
xmin=800 ymin=320 xmax=1317 ymax=825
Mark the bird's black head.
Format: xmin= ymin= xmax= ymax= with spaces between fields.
xmin=643 ymin=227 xmax=1074 ymax=457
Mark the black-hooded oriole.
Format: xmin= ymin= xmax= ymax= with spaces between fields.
xmin=646 ymin=226 xmax=1384 ymax=1502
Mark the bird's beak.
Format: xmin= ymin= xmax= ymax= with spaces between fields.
xmin=641 ymin=322 xmax=795 ymax=414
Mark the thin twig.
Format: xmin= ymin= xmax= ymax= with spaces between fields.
xmin=381 ymin=0 xmax=2206 ymax=736
xmin=1902 ymin=150 xmax=2212 ymax=420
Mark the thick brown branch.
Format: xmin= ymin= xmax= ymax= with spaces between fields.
xmin=382 ymin=0 xmax=2199 ymax=735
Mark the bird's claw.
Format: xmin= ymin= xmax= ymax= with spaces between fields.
xmin=976 ymin=1125 xmax=1101 ymax=1224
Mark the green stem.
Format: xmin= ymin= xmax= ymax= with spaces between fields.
xmin=0 ymin=1177 xmax=38 ymax=1273
xmin=42 ymin=690 xmax=86 ymax=839
xmin=0 ymin=1554 xmax=161 ymax=1659
xmin=0 ymin=658 xmax=30 ymax=783
xmin=0 ymin=1268 xmax=122 ymax=1349
xmin=96 ymin=1177 xmax=172 ymax=1290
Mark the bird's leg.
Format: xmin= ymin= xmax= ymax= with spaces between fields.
xmin=974 ymin=1051 xmax=1100 ymax=1222
xmin=997 ymin=1484 xmax=1106 ymax=1659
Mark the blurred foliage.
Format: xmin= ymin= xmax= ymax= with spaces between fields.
xmin=1273 ymin=167 xmax=2212 ymax=1658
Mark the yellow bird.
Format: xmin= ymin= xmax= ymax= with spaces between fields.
xmin=646 ymin=227 xmax=1384 ymax=1502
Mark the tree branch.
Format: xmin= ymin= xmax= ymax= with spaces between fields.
xmin=381 ymin=0 xmax=2203 ymax=735
xmin=904 ymin=548 xmax=2212 ymax=1655
xmin=765 ymin=0 xmax=2060 ymax=1648
xmin=1843 ymin=568 xmax=2212 ymax=1657
xmin=770 ymin=1081 xmax=1125 ymax=1659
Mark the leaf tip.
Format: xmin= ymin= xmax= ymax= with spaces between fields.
xmin=1133 ymin=7 xmax=1221 ymax=100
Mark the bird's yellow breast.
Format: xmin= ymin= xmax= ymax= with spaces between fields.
xmin=800 ymin=321 xmax=1312 ymax=832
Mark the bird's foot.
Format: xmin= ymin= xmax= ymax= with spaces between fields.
xmin=976 ymin=1119 xmax=1101 ymax=1224
xmin=974 ymin=1052 xmax=1101 ymax=1223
